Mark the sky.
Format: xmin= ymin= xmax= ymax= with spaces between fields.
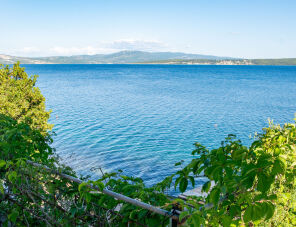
xmin=1 ymin=0 xmax=296 ymax=58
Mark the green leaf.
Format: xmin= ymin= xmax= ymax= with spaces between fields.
xmin=78 ymin=182 xmax=88 ymax=192
xmin=138 ymin=209 xmax=148 ymax=220
xmin=179 ymin=211 xmax=189 ymax=221
xmin=231 ymin=149 xmax=245 ymax=161
xmin=221 ymin=215 xmax=232 ymax=226
xmin=274 ymin=147 xmax=281 ymax=156
xmin=70 ymin=207 xmax=78 ymax=217
xmin=85 ymin=193 xmax=92 ymax=203
xmin=212 ymin=166 xmax=222 ymax=181
xmin=0 ymin=182 xmax=4 ymax=194
xmin=129 ymin=210 xmax=138 ymax=219
xmin=0 ymin=160 xmax=6 ymax=168
xmin=272 ymin=157 xmax=286 ymax=175
xmin=257 ymin=174 xmax=273 ymax=193
xmin=243 ymin=205 xmax=254 ymax=223
xmin=175 ymin=160 xmax=184 ymax=166
xmin=229 ymin=205 xmax=241 ymax=218
xmin=179 ymin=178 xmax=188 ymax=193
xmin=174 ymin=176 xmax=182 ymax=190
xmin=241 ymin=174 xmax=256 ymax=189
xmin=7 ymin=171 xmax=17 ymax=183
xmin=147 ymin=217 xmax=160 ymax=226
xmin=191 ymin=213 xmax=201 ymax=227
xmin=202 ymin=181 xmax=211 ymax=193
xmin=192 ymin=159 xmax=201 ymax=174
xmin=267 ymin=194 xmax=277 ymax=200
xmin=263 ymin=202 xmax=275 ymax=220
xmin=243 ymin=203 xmax=263 ymax=223
xmin=8 ymin=209 xmax=19 ymax=223
xmin=209 ymin=188 xmax=220 ymax=205
xmin=93 ymin=181 xmax=104 ymax=191
xmin=188 ymin=176 xmax=195 ymax=187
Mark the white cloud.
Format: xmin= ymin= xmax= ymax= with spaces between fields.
xmin=21 ymin=47 xmax=41 ymax=53
xmin=3 ymin=39 xmax=169 ymax=57
xmin=4 ymin=46 xmax=113 ymax=57
xmin=4 ymin=47 xmax=43 ymax=57
xmin=49 ymin=46 xmax=101 ymax=55
xmin=103 ymin=39 xmax=168 ymax=51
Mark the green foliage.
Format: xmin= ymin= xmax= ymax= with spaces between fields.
xmin=173 ymin=118 xmax=296 ymax=226
xmin=0 ymin=62 xmax=52 ymax=133
xmin=0 ymin=114 xmax=54 ymax=164
xmin=79 ymin=171 xmax=172 ymax=226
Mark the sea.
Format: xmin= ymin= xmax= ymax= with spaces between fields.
xmin=24 ymin=64 xmax=296 ymax=187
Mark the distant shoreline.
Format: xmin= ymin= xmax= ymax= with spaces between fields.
xmin=11 ymin=63 xmax=296 ymax=66
xmin=137 ymin=59 xmax=296 ymax=66
xmin=16 ymin=62 xmax=296 ymax=66
xmin=1 ymin=51 xmax=295 ymax=65
xmin=3 ymin=61 xmax=296 ymax=66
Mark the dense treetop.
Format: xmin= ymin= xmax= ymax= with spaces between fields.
xmin=0 ymin=62 xmax=52 ymax=133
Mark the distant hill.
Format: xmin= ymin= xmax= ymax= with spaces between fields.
xmin=0 ymin=51 xmax=295 ymax=65
xmin=0 ymin=51 xmax=232 ymax=64
xmin=249 ymin=58 xmax=296 ymax=65
xmin=141 ymin=58 xmax=296 ymax=65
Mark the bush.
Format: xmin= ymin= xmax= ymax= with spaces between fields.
xmin=0 ymin=115 xmax=84 ymax=226
xmin=0 ymin=62 xmax=52 ymax=133
xmin=0 ymin=114 xmax=171 ymax=226
xmin=172 ymin=118 xmax=296 ymax=226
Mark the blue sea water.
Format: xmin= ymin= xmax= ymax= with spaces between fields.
xmin=24 ymin=64 xmax=296 ymax=186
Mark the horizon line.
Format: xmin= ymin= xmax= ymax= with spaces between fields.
xmin=1 ymin=50 xmax=296 ymax=60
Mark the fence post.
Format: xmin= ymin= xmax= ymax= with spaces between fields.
xmin=171 ymin=217 xmax=178 ymax=227
xmin=170 ymin=204 xmax=180 ymax=227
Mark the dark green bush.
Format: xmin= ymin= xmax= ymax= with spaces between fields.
xmin=172 ymin=119 xmax=296 ymax=226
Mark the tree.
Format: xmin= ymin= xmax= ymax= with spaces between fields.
xmin=0 ymin=62 xmax=52 ymax=133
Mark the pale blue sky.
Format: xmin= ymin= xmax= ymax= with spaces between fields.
xmin=1 ymin=0 xmax=296 ymax=58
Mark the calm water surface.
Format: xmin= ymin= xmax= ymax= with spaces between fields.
xmin=24 ymin=64 xmax=296 ymax=186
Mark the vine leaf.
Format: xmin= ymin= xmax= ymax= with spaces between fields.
xmin=0 ymin=160 xmax=6 ymax=168
xmin=8 ymin=209 xmax=19 ymax=223
xmin=179 ymin=178 xmax=188 ymax=193
xmin=202 ymin=181 xmax=211 ymax=193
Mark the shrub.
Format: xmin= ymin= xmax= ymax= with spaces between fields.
xmin=0 ymin=62 xmax=52 ymax=133
xmin=0 ymin=114 xmax=171 ymax=226
xmin=172 ymin=118 xmax=296 ymax=226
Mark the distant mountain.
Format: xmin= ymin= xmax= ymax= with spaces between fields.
xmin=0 ymin=51 xmax=295 ymax=65
xmin=0 ymin=51 xmax=233 ymax=64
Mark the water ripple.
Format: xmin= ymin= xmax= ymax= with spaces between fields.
xmin=22 ymin=64 xmax=296 ymax=186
